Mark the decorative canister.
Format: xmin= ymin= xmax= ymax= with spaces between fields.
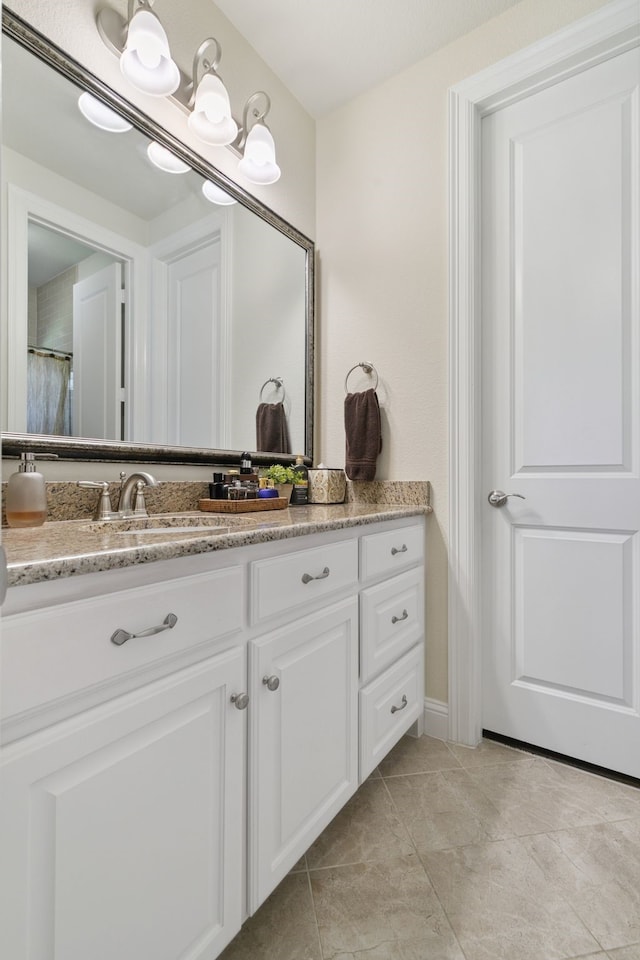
xmin=308 ymin=468 xmax=347 ymax=504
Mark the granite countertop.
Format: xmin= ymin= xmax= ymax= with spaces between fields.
xmin=2 ymin=502 xmax=430 ymax=588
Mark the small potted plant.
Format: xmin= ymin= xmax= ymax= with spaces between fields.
xmin=263 ymin=464 xmax=298 ymax=502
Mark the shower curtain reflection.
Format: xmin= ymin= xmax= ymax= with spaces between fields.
xmin=27 ymin=348 xmax=72 ymax=436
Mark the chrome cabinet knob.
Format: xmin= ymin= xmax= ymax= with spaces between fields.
xmin=230 ymin=692 xmax=249 ymax=710
xmin=487 ymin=490 xmax=526 ymax=508
xmin=262 ymin=675 xmax=280 ymax=691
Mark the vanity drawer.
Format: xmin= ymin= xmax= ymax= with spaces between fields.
xmin=360 ymin=522 xmax=424 ymax=581
xmin=360 ymin=567 xmax=424 ymax=684
xmin=359 ymin=642 xmax=424 ymax=782
xmin=250 ymin=539 xmax=358 ymax=624
xmin=2 ymin=567 xmax=243 ymax=725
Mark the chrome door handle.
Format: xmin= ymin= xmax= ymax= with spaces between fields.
xmin=110 ymin=612 xmax=178 ymax=646
xmin=487 ymin=490 xmax=526 ymax=508
xmin=391 ymin=544 xmax=408 ymax=556
xmin=301 ymin=566 xmax=330 ymax=584
xmin=262 ymin=674 xmax=280 ymax=691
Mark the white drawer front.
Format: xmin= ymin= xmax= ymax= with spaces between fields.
xmin=359 ymin=642 xmax=424 ymax=782
xmin=360 ymin=522 xmax=424 ymax=582
xmin=2 ymin=567 xmax=243 ymax=723
xmin=360 ymin=567 xmax=424 ymax=684
xmin=250 ymin=539 xmax=358 ymax=624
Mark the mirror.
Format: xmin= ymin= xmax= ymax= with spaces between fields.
xmin=1 ymin=10 xmax=314 ymax=465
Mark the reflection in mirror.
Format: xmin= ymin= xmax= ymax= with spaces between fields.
xmin=1 ymin=12 xmax=314 ymax=463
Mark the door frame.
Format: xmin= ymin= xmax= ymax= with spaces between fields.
xmin=448 ymin=0 xmax=639 ymax=746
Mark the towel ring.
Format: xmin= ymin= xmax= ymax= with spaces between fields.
xmin=344 ymin=362 xmax=379 ymax=394
xmin=259 ymin=377 xmax=287 ymax=403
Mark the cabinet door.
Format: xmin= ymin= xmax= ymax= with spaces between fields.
xmin=0 ymin=648 xmax=245 ymax=960
xmin=248 ymin=597 xmax=359 ymax=912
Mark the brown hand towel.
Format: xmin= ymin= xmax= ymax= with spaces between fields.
xmin=344 ymin=388 xmax=382 ymax=481
xmin=256 ymin=401 xmax=291 ymax=454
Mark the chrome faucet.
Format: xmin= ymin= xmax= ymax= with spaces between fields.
xmin=116 ymin=471 xmax=159 ymax=517
xmin=77 ymin=470 xmax=159 ymax=520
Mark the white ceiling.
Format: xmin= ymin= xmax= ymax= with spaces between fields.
xmin=211 ymin=0 xmax=525 ymax=117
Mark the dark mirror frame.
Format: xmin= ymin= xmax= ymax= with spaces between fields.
xmin=1 ymin=9 xmax=314 ymax=466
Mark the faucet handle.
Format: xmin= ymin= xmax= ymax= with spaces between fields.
xmin=132 ymin=480 xmax=148 ymax=517
xmin=77 ymin=481 xmax=115 ymax=520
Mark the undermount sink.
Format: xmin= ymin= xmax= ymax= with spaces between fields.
xmin=81 ymin=513 xmax=258 ymax=535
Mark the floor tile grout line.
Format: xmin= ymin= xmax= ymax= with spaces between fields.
xmin=303 ymin=857 xmax=326 ymax=960
xmin=378 ymin=769 xmax=474 ymax=960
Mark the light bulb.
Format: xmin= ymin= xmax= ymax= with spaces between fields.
xmin=147 ymin=141 xmax=191 ymax=174
xmin=238 ymin=122 xmax=281 ymax=185
xmin=120 ymin=9 xmax=180 ymax=97
xmin=78 ymin=92 xmax=133 ymax=132
xmin=188 ymin=74 xmax=238 ymax=146
xmin=202 ymin=181 xmax=237 ymax=205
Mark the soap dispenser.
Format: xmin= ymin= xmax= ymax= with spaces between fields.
xmin=5 ymin=452 xmax=47 ymax=528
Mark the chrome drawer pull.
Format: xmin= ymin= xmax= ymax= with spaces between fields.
xmin=301 ymin=566 xmax=330 ymax=584
xmin=110 ymin=612 xmax=178 ymax=646
xmin=391 ymin=544 xmax=408 ymax=556
xmin=263 ymin=675 xmax=280 ymax=691
xmin=231 ymin=692 xmax=250 ymax=710
xmin=391 ymin=609 xmax=409 ymax=624
xmin=390 ymin=695 xmax=408 ymax=714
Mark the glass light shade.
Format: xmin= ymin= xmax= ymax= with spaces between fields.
xmin=120 ymin=9 xmax=180 ymax=96
xmin=78 ymin=92 xmax=133 ymax=132
xmin=188 ymin=74 xmax=238 ymax=146
xmin=202 ymin=180 xmax=237 ymax=205
xmin=147 ymin=141 xmax=191 ymax=174
xmin=238 ymin=122 xmax=281 ymax=185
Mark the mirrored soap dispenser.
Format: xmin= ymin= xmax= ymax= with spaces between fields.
xmin=6 ymin=452 xmax=47 ymax=527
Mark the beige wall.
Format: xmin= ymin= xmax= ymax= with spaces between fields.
xmin=315 ymin=0 xmax=611 ymax=702
xmin=5 ymin=0 xmax=316 ymax=238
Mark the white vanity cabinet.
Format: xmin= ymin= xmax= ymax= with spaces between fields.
xmin=358 ymin=524 xmax=425 ymax=780
xmin=0 ymin=514 xmax=426 ymax=959
xmin=247 ymin=538 xmax=360 ymax=910
xmin=0 ymin=565 xmax=247 ymax=960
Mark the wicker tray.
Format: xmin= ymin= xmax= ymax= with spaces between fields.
xmin=198 ymin=497 xmax=289 ymax=513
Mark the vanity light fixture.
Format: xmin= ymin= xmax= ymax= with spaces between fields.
xmin=97 ymin=0 xmax=180 ymax=97
xmin=97 ymin=3 xmax=281 ymax=184
xmin=233 ymin=92 xmax=281 ymax=186
xmin=202 ymin=181 xmax=237 ymax=205
xmin=78 ymin=92 xmax=133 ymax=132
xmin=147 ymin=141 xmax=191 ymax=174
xmin=186 ymin=40 xmax=238 ymax=146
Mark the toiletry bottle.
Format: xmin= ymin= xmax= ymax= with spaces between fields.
xmin=290 ymin=455 xmax=309 ymax=505
xmin=209 ymin=472 xmax=225 ymax=499
xmin=5 ymin=452 xmax=47 ymax=527
xmin=240 ymin=452 xmax=252 ymax=475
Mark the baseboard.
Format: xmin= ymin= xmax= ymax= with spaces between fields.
xmin=423 ymin=697 xmax=449 ymax=741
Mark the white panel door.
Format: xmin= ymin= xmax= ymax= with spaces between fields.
xmin=166 ymin=240 xmax=223 ymax=448
xmin=73 ymin=262 xmax=122 ymax=440
xmin=481 ymin=46 xmax=640 ymax=778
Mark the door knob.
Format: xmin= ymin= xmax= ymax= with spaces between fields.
xmin=488 ymin=490 xmax=526 ymax=508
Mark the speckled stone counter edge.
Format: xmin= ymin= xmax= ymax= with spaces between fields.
xmin=2 ymin=481 xmax=431 ymax=588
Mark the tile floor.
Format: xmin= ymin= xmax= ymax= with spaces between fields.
xmin=219 ymin=736 xmax=640 ymax=960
